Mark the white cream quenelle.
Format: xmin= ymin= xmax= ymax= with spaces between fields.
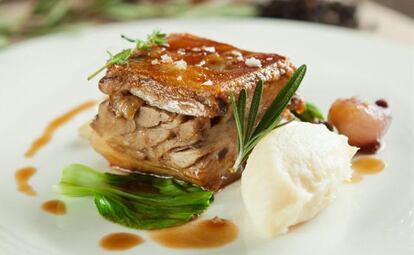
xmin=241 ymin=121 xmax=357 ymax=237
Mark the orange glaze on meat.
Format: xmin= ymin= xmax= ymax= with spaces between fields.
xmin=24 ymin=100 xmax=97 ymax=158
xmin=100 ymin=33 xmax=294 ymax=118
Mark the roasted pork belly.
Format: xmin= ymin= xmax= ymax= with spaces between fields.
xmin=89 ymin=33 xmax=296 ymax=190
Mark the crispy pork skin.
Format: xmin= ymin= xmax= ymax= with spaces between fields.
xmin=89 ymin=33 xmax=296 ymax=190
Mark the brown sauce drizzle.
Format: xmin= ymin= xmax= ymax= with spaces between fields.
xmin=352 ymin=157 xmax=385 ymax=175
xmin=100 ymin=233 xmax=144 ymax=251
xmin=346 ymin=171 xmax=364 ymax=184
xmin=41 ymin=200 xmax=67 ymax=215
xmin=346 ymin=157 xmax=385 ymax=184
xmin=15 ymin=166 xmax=37 ymax=196
xmin=24 ymin=100 xmax=96 ymax=158
xmin=150 ymin=217 xmax=238 ymax=249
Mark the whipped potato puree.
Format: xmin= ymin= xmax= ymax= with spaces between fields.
xmin=241 ymin=121 xmax=357 ymax=236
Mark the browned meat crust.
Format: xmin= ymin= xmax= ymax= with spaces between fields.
xmin=99 ymin=33 xmax=295 ymax=117
xmin=89 ymin=33 xmax=296 ymax=190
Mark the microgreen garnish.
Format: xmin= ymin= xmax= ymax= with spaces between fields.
xmin=87 ymin=49 xmax=132 ymax=81
xmin=87 ymin=29 xmax=167 ymax=80
xmin=121 ymin=29 xmax=167 ymax=50
xmin=230 ymin=65 xmax=307 ymax=171
xmin=55 ymin=164 xmax=214 ymax=230
xmin=294 ymin=102 xmax=324 ymax=123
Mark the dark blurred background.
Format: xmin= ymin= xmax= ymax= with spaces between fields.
xmin=0 ymin=0 xmax=412 ymax=48
xmin=375 ymin=0 xmax=413 ymax=17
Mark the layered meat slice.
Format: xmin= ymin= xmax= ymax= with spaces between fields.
xmin=88 ymin=33 xmax=297 ymax=190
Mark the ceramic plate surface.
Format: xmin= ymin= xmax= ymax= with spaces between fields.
xmin=0 ymin=18 xmax=413 ymax=255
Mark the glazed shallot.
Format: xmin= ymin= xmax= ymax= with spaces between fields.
xmin=328 ymin=97 xmax=391 ymax=153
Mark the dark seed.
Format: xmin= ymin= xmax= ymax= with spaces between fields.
xmin=375 ymin=99 xmax=388 ymax=108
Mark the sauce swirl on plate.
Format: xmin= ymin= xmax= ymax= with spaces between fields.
xmin=347 ymin=171 xmax=364 ymax=184
xmin=150 ymin=217 xmax=238 ymax=249
xmin=100 ymin=233 xmax=144 ymax=251
xmin=25 ymin=100 xmax=96 ymax=158
xmin=346 ymin=157 xmax=386 ymax=184
xmin=41 ymin=200 xmax=67 ymax=215
xmin=352 ymin=157 xmax=385 ymax=175
xmin=15 ymin=166 xmax=37 ymax=196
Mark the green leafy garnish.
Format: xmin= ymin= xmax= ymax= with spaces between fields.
xmin=294 ymin=102 xmax=324 ymax=123
xmin=55 ymin=164 xmax=214 ymax=230
xmin=87 ymin=49 xmax=132 ymax=81
xmin=87 ymin=30 xmax=167 ymax=80
xmin=231 ymin=65 xmax=307 ymax=171
xmin=121 ymin=29 xmax=167 ymax=50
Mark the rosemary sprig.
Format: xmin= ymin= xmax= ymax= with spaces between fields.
xmin=87 ymin=30 xmax=167 ymax=80
xmin=230 ymin=64 xmax=307 ymax=171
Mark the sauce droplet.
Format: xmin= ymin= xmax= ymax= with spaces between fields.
xmin=289 ymin=221 xmax=307 ymax=232
xmin=352 ymin=157 xmax=385 ymax=175
xmin=41 ymin=200 xmax=67 ymax=215
xmin=345 ymin=171 xmax=364 ymax=184
xmin=100 ymin=233 xmax=144 ymax=251
xmin=25 ymin=100 xmax=96 ymax=158
xmin=150 ymin=217 xmax=238 ymax=249
xmin=15 ymin=166 xmax=37 ymax=196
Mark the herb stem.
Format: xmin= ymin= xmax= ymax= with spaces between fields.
xmin=87 ymin=30 xmax=167 ymax=80
xmin=121 ymin=34 xmax=135 ymax=42
xmin=230 ymin=65 xmax=307 ymax=171
xmin=87 ymin=63 xmax=109 ymax=81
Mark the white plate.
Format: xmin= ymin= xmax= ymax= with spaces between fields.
xmin=0 ymin=18 xmax=413 ymax=255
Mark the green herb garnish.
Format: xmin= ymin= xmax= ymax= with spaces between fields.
xmin=121 ymin=29 xmax=167 ymax=50
xmin=294 ymin=102 xmax=324 ymax=123
xmin=87 ymin=30 xmax=167 ymax=80
xmin=55 ymin=164 xmax=214 ymax=230
xmin=87 ymin=49 xmax=132 ymax=81
xmin=231 ymin=65 xmax=307 ymax=171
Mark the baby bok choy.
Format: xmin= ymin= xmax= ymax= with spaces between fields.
xmin=55 ymin=164 xmax=214 ymax=230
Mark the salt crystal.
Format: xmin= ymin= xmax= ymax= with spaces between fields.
xmin=175 ymin=59 xmax=187 ymax=69
xmin=160 ymin=54 xmax=173 ymax=63
xmin=202 ymin=80 xmax=213 ymax=86
xmin=196 ymin=60 xmax=206 ymax=66
xmin=245 ymin=57 xmax=262 ymax=68
xmin=232 ymin=51 xmax=242 ymax=56
xmin=229 ymin=50 xmax=243 ymax=61
xmin=202 ymin=46 xmax=215 ymax=53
